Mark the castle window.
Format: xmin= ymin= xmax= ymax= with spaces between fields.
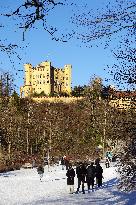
xmin=40 ymin=81 xmax=42 ymax=84
xmin=43 ymin=74 xmax=45 ymax=78
xmin=66 ymin=77 xmax=68 ymax=80
xmin=43 ymin=80 xmax=45 ymax=84
xmin=47 ymin=80 xmax=49 ymax=83
xmin=37 ymin=80 xmax=39 ymax=84
xmin=40 ymin=74 xmax=42 ymax=78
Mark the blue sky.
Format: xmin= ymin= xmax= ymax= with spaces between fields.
xmin=0 ymin=0 xmax=128 ymax=93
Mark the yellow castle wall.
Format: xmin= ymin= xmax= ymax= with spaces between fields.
xmin=32 ymin=96 xmax=83 ymax=103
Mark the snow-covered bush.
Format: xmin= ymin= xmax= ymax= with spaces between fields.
xmin=117 ymin=137 xmax=136 ymax=192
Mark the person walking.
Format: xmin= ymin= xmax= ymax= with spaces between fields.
xmin=105 ymin=157 xmax=110 ymax=168
xmin=51 ymin=156 xmax=55 ymax=167
xmin=95 ymin=163 xmax=103 ymax=187
xmin=108 ymin=151 xmax=112 ymax=162
xmin=76 ymin=162 xmax=87 ymax=194
xmin=86 ymin=162 xmax=96 ymax=192
xmin=37 ymin=164 xmax=44 ymax=181
xmin=95 ymin=157 xmax=100 ymax=166
xmin=66 ymin=164 xmax=75 ymax=194
xmin=61 ymin=157 xmax=65 ymax=170
xmin=64 ymin=156 xmax=69 ymax=170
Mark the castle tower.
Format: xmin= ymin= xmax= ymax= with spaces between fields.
xmin=24 ymin=64 xmax=32 ymax=85
xmin=20 ymin=64 xmax=33 ymax=97
xmin=64 ymin=64 xmax=72 ymax=94
xmin=33 ymin=61 xmax=52 ymax=95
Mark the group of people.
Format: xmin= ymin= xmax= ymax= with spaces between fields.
xmin=36 ymin=157 xmax=105 ymax=194
xmin=66 ymin=160 xmax=103 ymax=194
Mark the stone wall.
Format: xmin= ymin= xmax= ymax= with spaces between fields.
xmin=32 ymin=96 xmax=84 ymax=103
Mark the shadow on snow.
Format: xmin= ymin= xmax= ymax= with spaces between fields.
xmin=22 ymin=177 xmax=136 ymax=205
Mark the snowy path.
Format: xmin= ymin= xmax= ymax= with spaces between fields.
xmin=0 ymin=163 xmax=136 ymax=205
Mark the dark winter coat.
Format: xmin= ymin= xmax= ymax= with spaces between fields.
xmin=64 ymin=159 xmax=69 ymax=168
xmin=66 ymin=168 xmax=75 ymax=185
xmin=95 ymin=164 xmax=103 ymax=179
xmin=105 ymin=159 xmax=110 ymax=165
xmin=61 ymin=157 xmax=65 ymax=165
xmin=86 ymin=165 xmax=96 ymax=179
xmin=37 ymin=165 xmax=44 ymax=174
xmin=76 ymin=164 xmax=87 ymax=181
xmin=95 ymin=158 xmax=100 ymax=165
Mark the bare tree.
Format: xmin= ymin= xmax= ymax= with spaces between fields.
xmin=71 ymin=1 xmax=135 ymax=43
xmin=3 ymin=0 xmax=76 ymax=42
xmin=71 ymin=0 xmax=136 ymax=86
xmin=109 ymin=39 xmax=136 ymax=87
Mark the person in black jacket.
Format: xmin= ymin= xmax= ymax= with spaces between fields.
xmin=95 ymin=163 xmax=103 ymax=187
xmin=95 ymin=157 xmax=100 ymax=166
xmin=76 ymin=162 xmax=87 ymax=194
xmin=61 ymin=157 xmax=65 ymax=170
xmin=86 ymin=162 xmax=96 ymax=191
xmin=63 ymin=155 xmax=70 ymax=170
xmin=105 ymin=157 xmax=110 ymax=168
xmin=64 ymin=158 xmax=70 ymax=170
xmin=66 ymin=164 xmax=75 ymax=194
xmin=37 ymin=164 xmax=44 ymax=181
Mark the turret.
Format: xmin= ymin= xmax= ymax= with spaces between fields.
xmin=24 ymin=64 xmax=32 ymax=97
xmin=64 ymin=64 xmax=72 ymax=94
xmin=24 ymin=64 xmax=32 ymax=85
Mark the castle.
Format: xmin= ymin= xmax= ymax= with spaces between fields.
xmin=20 ymin=61 xmax=72 ymax=97
xmin=20 ymin=60 xmax=136 ymax=110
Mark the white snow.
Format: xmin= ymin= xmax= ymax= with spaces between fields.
xmin=0 ymin=163 xmax=136 ymax=205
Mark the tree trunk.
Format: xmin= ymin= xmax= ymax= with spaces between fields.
xmin=103 ymin=110 xmax=107 ymax=158
xmin=35 ymin=137 xmax=38 ymax=152
xmin=30 ymin=145 xmax=33 ymax=155
xmin=8 ymin=141 xmax=11 ymax=160
xmin=26 ymin=128 xmax=29 ymax=155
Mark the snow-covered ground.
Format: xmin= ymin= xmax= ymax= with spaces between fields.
xmin=0 ymin=163 xmax=136 ymax=205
